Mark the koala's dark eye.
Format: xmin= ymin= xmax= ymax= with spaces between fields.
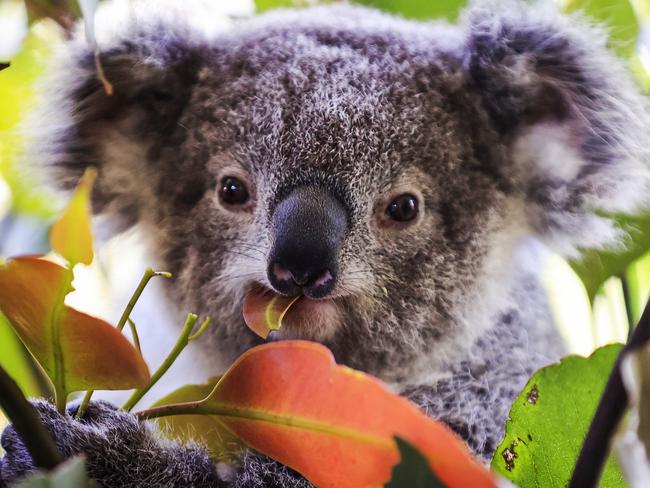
xmin=219 ymin=177 xmax=250 ymax=206
xmin=386 ymin=194 xmax=419 ymax=222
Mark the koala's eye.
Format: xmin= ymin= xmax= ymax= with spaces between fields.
xmin=386 ymin=194 xmax=419 ymax=223
xmin=219 ymin=177 xmax=250 ymax=206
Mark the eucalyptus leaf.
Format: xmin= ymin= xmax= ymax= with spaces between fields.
xmin=492 ymin=344 xmax=626 ymax=488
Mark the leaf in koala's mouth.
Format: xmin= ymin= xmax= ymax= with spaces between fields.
xmin=243 ymin=289 xmax=301 ymax=339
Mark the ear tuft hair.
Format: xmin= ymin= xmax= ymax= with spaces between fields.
xmin=463 ymin=0 xmax=650 ymax=255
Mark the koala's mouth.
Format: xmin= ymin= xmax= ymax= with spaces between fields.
xmin=242 ymin=285 xmax=341 ymax=341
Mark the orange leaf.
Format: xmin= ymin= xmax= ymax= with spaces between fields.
xmin=50 ymin=169 xmax=96 ymax=266
xmin=0 ymin=257 xmax=149 ymax=394
xmin=243 ymin=288 xmax=301 ymax=338
xmin=199 ymin=341 xmax=495 ymax=488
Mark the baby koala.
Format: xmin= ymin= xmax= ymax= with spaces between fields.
xmin=2 ymin=0 xmax=649 ymax=486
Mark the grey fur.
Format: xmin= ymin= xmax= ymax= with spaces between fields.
xmin=4 ymin=0 xmax=650 ymax=486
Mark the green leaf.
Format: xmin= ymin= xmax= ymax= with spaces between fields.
xmin=564 ymin=0 xmax=639 ymax=58
xmin=351 ymin=0 xmax=466 ymax=21
xmin=492 ymin=344 xmax=626 ymax=487
xmin=0 ymin=22 xmax=60 ymax=218
xmin=255 ymin=0 xmax=298 ymax=12
xmin=385 ymin=436 xmax=445 ymax=488
xmin=570 ymin=212 xmax=650 ymax=302
xmin=0 ymin=311 xmax=40 ymax=397
xmin=14 ymin=456 xmax=96 ymax=488
xmin=151 ymin=377 xmax=243 ymax=462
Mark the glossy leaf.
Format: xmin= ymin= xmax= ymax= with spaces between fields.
xmin=385 ymin=437 xmax=444 ymax=488
xmin=151 ymin=341 xmax=495 ymax=488
xmin=0 ymin=257 xmax=149 ymax=398
xmin=49 ymin=169 xmax=95 ymax=266
xmin=492 ymin=344 xmax=625 ymax=487
xmin=15 ymin=456 xmax=95 ymax=488
xmin=152 ymin=377 xmax=242 ymax=461
xmin=242 ymin=289 xmax=300 ymax=339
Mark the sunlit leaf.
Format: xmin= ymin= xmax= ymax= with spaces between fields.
xmin=49 ymin=169 xmax=95 ymax=266
xmin=243 ymin=289 xmax=300 ymax=339
xmin=153 ymin=341 xmax=495 ymax=488
xmin=0 ymin=257 xmax=150 ymax=398
xmin=352 ymin=0 xmax=466 ymax=20
xmin=14 ymin=456 xmax=96 ymax=488
xmin=385 ymin=436 xmax=444 ymax=488
xmin=0 ymin=22 xmax=60 ymax=218
xmin=0 ymin=312 xmax=41 ymax=397
xmin=152 ymin=377 xmax=243 ymax=462
xmin=492 ymin=344 xmax=625 ymax=487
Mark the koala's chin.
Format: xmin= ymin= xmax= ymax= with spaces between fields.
xmin=270 ymin=296 xmax=343 ymax=342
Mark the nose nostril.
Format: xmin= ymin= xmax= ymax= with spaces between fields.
xmin=313 ymin=269 xmax=333 ymax=289
xmin=272 ymin=263 xmax=293 ymax=283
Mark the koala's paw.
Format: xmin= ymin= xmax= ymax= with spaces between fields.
xmin=0 ymin=400 xmax=220 ymax=488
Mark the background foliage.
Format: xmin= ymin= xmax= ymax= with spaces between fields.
xmin=2 ymin=0 xmax=650 ymax=476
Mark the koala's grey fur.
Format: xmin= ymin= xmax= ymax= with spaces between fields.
xmin=4 ymin=0 xmax=650 ymax=486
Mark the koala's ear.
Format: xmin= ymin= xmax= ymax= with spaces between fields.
xmin=462 ymin=1 xmax=650 ymax=254
xmin=27 ymin=6 xmax=211 ymax=227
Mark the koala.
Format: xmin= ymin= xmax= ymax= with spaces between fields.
xmin=2 ymin=0 xmax=650 ymax=486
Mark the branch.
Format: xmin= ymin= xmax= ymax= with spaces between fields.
xmin=0 ymin=365 xmax=63 ymax=470
xmin=569 ymin=297 xmax=650 ymax=487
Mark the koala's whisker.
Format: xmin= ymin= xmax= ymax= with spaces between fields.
xmin=221 ymin=249 xmax=264 ymax=262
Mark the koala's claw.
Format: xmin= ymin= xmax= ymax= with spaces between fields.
xmin=1 ymin=400 xmax=220 ymax=488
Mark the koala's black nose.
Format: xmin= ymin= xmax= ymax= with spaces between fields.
xmin=268 ymin=187 xmax=347 ymax=299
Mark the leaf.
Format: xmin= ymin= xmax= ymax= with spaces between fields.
xmin=242 ymin=289 xmax=301 ymax=338
xmin=0 ymin=311 xmax=41 ymax=397
xmin=49 ymin=169 xmax=96 ymax=266
xmin=154 ymin=341 xmax=495 ymax=488
xmin=15 ymin=456 xmax=96 ymax=488
xmin=616 ymin=344 xmax=650 ymax=487
xmin=351 ymin=0 xmax=466 ymax=21
xmin=152 ymin=377 xmax=243 ymax=462
xmin=564 ymin=0 xmax=639 ymax=58
xmin=491 ymin=344 xmax=626 ymax=488
xmin=0 ymin=257 xmax=150 ymax=398
xmin=570 ymin=213 xmax=650 ymax=302
xmin=385 ymin=436 xmax=445 ymax=488
xmin=255 ymin=0 xmax=298 ymax=12
xmin=0 ymin=23 xmax=60 ymax=218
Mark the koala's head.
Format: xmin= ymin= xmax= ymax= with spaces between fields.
xmin=32 ymin=1 xmax=650 ymax=383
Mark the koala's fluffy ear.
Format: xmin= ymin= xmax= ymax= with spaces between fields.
xmin=462 ymin=0 xmax=650 ymax=254
xmin=27 ymin=3 xmax=216 ymax=227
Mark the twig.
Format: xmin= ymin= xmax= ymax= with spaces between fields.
xmin=77 ymin=268 xmax=171 ymax=418
xmin=122 ymin=315 xmax=210 ymax=412
xmin=0 ymin=365 xmax=63 ymax=470
xmin=569 ymin=297 xmax=650 ymax=487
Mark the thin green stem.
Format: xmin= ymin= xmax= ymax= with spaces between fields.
xmin=189 ymin=316 xmax=211 ymax=341
xmin=77 ymin=267 xmax=171 ymax=418
xmin=122 ymin=314 xmax=198 ymax=412
xmin=0 ymin=365 xmax=63 ymax=470
xmin=127 ymin=318 xmax=142 ymax=353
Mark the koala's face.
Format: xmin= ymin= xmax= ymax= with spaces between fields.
xmin=40 ymin=4 xmax=649 ymax=382
xmin=135 ymin=21 xmax=520 ymax=381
